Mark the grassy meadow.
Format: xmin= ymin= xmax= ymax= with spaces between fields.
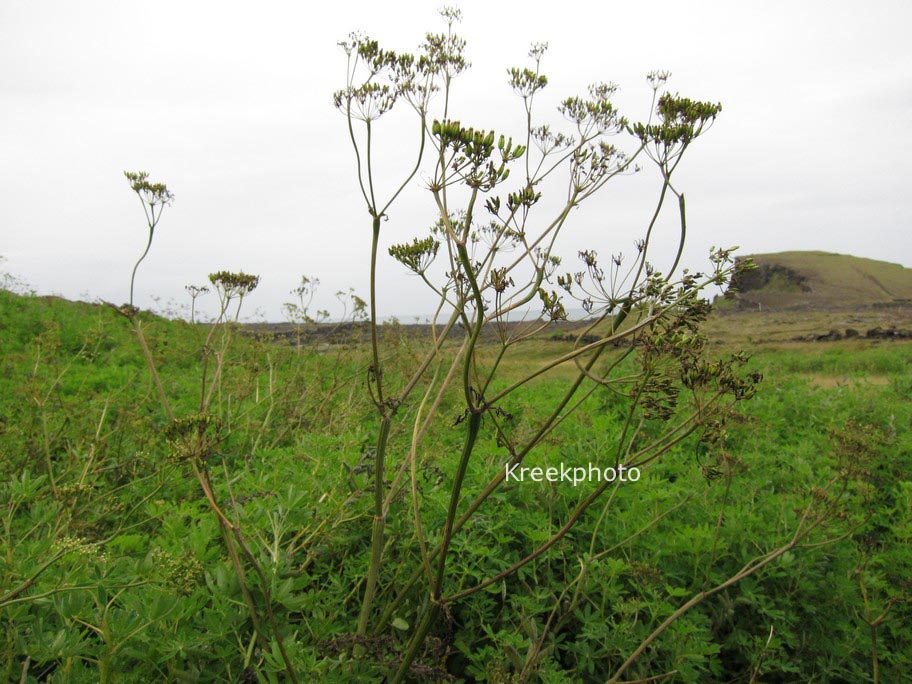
xmin=1 ymin=289 xmax=910 ymax=682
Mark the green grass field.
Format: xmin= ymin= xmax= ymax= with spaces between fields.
xmin=1 ymin=289 xmax=910 ymax=682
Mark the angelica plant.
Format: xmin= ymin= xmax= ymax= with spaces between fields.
xmin=334 ymin=9 xmax=469 ymax=641
xmin=124 ymin=171 xmax=173 ymax=309
xmin=184 ymin=284 xmax=209 ymax=324
xmin=327 ymin=9 xmax=840 ymax=682
xmin=115 ymin=174 xmax=301 ymax=681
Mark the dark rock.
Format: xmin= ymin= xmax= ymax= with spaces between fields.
xmin=816 ymin=329 xmax=842 ymax=342
xmin=728 ymin=261 xmax=811 ymax=295
xmin=551 ymin=333 xmax=602 ymax=345
xmin=865 ymin=326 xmax=912 ymax=339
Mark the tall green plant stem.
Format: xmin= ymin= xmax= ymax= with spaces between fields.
xmin=434 ymin=411 xmax=482 ymax=597
xmin=375 ymin=307 xmax=631 ymax=630
xmin=357 ymin=419 xmax=391 ymax=636
xmin=357 ymin=214 xmax=394 ymax=637
xmin=392 ymin=411 xmax=482 ymax=684
xmin=131 ymin=318 xmax=174 ymax=421
xmin=357 ymin=237 xmax=464 ymax=637
xmin=38 ymin=409 xmax=58 ymax=499
xmin=128 ymin=229 xmax=153 ymax=309
xmin=30 ymin=343 xmax=88 ymax=500
xmin=393 ymin=206 xmax=487 ymax=679
xmin=857 ymin=572 xmax=891 ymax=684
xmin=198 ymin=295 xmax=231 ymax=411
xmin=368 ymin=215 xmax=385 ymax=405
xmin=0 ymin=552 xmax=66 ymax=608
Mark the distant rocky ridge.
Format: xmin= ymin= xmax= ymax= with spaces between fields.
xmin=725 ymin=251 xmax=912 ymax=310
xmin=793 ymin=326 xmax=912 ymax=342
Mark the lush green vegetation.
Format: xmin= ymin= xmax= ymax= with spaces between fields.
xmin=1 ymin=289 xmax=909 ymax=682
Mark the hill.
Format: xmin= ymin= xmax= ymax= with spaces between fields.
xmin=725 ymin=251 xmax=912 ymax=310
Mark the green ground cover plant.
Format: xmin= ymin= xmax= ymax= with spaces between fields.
xmin=1 ymin=289 xmax=909 ymax=682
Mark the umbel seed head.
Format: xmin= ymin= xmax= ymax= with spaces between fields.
xmin=124 ymin=170 xmax=174 ymax=207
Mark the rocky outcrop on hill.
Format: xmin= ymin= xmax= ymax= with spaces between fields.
xmin=729 ymin=262 xmax=810 ymax=297
xmin=722 ymin=252 xmax=912 ymax=311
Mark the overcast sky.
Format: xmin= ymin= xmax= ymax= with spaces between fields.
xmin=2 ymin=0 xmax=910 ymax=321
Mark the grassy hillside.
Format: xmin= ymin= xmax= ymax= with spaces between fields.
xmin=727 ymin=251 xmax=912 ymax=309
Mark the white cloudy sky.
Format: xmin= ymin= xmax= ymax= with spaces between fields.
xmin=2 ymin=0 xmax=910 ymax=320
